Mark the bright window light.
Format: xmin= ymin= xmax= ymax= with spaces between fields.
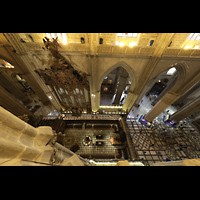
xmin=129 ymin=42 xmax=136 ymax=47
xmin=46 ymin=33 xmax=51 ymax=39
xmin=51 ymin=33 xmax=56 ymax=39
xmin=191 ymin=33 xmax=199 ymax=40
xmin=118 ymin=33 xmax=137 ymax=38
xmin=187 ymin=33 xmax=194 ymax=40
xmin=187 ymin=33 xmax=200 ymax=40
xmin=57 ymin=33 xmax=62 ymax=39
xmin=167 ymin=67 xmax=176 ymax=75
xmin=132 ymin=33 xmax=138 ymax=37
xmin=117 ymin=33 xmax=123 ymax=37
xmin=46 ymin=33 xmax=66 ymax=41
xmin=128 ymin=33 xmax=133 ymax=37
xmin=62 ymin=33 xmax=67 ymax=40
xmin=62 ymin=39 xmax=67 ymax=45
xmin=184 ymin=45 xmax=191 ymax=49
xmin=62 ymin=33 xmax=67 ymax=45
xmin=196 ymin=35 xmax=200 ymax=40
xmin=119 ymin=42 xmax=124 ymax=47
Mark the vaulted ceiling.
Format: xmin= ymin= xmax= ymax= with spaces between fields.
xmin=2 ymin=33 xmax=200 ymax=115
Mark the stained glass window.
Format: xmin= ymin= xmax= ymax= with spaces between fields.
xmin=117 ymin=33 xmax=138 ymax=38
xmin=196 ymin=35 xmax=200 ymax=41
xmin=191 ymin=33 xmax=199 ymax=40
xmin=187 ymin=33 xmax=200 ymax=40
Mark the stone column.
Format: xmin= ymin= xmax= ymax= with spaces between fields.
xmin=123 ymin=33 xmax=175 ymax=115
xmin=21 ymin=73 xmax=51 ymax=106
xmin=0 ymin=34 xmax=51 ymax=106
xmin=170 ymin=95 xmax=200 ymax=123
xmin=133 ymin=79 xmax=157 ymax=107
xmin=0 ymin=71 xmax=32 ymax=105
xmin=122 ymin=91 xmax=139 ymax=111
xmin=173 ymin=81 xmax=200 ymax=107
xmin=111 ymin=67 xmax=121 ymax=96
xmin=88 ymin=55 xmax=100 ymax=112
xmin=151 ymin=74 xmax=177 ymax=106
xmin=0 ymin=85 xmax=35 ymax=118
xmin=113 ymin=68 xmax=129 ymax=104
xmin=144 ymin=91 xmax=181 ymax=122
xmin=82 ymin=122 xmax=85 ymax=130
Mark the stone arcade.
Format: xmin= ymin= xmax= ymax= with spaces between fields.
xmin=1 ymin=33 xmax=200 ymax=166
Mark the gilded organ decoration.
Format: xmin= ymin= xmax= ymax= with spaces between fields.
xmin=35 ymin=37 xmax=91 ymax=115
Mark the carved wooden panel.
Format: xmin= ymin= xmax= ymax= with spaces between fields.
xmin=35 ymin=37 xmax=91 ymax=114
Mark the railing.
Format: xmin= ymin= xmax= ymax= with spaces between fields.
xmin=99 ymin=104 xmax=123 ymax=109
xmin=62 ymin=113 xmax=122 ymax=120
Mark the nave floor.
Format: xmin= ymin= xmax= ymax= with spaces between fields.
xmin=126 ymin=95 xmax=200 ymax=165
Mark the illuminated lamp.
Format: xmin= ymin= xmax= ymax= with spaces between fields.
xmin=119 ymin=42 xmax=124 ymax=47
xmin=62 ymin=39 xmax=67 ymax=45
xmin=184 ymin=45 xmax=190 ymax=49
xmin=129 ymin=42 xmax=136 ymax=47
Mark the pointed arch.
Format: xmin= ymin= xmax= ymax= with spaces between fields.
xmin=143 ymin=61 xmax=187 ymax=95
xmin=170 ymin=62 xmax=187 ymax=94
xmin=0 ymin=54 xmax=16 ymax=68
xmin=98 ymin=61 xmax=136 ymax=92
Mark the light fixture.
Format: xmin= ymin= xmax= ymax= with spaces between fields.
xmin=129 ymin=42 xmax=136 ymax=47
xmin=119 ymin=42 xmax=124 ymax=47
xmin=62 ymin=39 xmax=67 ymax=45
xmin=184 ymin=45 xmax=191 ymax=49
xmin=194 ymin=45 xmax=199 ymax=49
xmin=99 ymin=105 xmax=122 ymax=109
xmin=116 ymin=41 xmax=119 ymax=45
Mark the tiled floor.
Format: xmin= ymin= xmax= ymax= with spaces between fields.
xmin=127 ymin=95 xmax=177 ymax=119
xmin=40 ymin=94 xmax=200 ymax=165
xmin=126 ymin=95 xmax=200 ymax=165
xmin=62 ymin=128 xmax=125 ymax=157
xmin=100 ymin=93 xmax=113 ymax=105
xmin=100 ymin=93 xmax=127 ymax=105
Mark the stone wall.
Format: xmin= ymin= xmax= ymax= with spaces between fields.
xmin=0 ymin=106 xmax=86 ymax=166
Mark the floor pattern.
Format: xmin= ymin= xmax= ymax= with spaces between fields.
xmin=126 ymin=95 xmax=200 ymax=165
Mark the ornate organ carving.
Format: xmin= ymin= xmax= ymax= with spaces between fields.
xmin=35 ymin=37 xmax=91 ymax=115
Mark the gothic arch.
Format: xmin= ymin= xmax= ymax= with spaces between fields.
xmin=144 ymin=62 xmax=187 ymax=94
xmin=0 ymin=55 xmax=16 ymax=68
xmin=98 ymin=61 xmax=136 ymax=92
xmin=170 ymin=62 xmax=187 ymax=94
